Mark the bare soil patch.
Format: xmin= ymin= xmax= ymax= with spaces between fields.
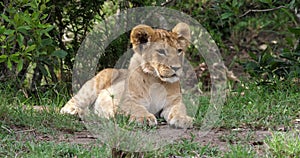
xmin=10 ymin=123 xmax=272 ymax=154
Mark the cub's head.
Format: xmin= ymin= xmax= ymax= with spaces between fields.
xmin=130 ymin=23 xmax=191 ymax=83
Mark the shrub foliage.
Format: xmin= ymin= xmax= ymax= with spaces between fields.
xmin=0 ymin=0 xmax=299 ymax=92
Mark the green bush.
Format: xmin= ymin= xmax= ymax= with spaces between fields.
xmin=0 ymin=0 xmax=58 ymax=88
xmin=172 ymin=0 xmax=299 ymax=82
xmin=1 ymin=0 xmax=299 ymax=93
xmin=0 ymin=0 xmax=106 ymax=91
xmin=242 ymin=27 xmax=300 ymax=82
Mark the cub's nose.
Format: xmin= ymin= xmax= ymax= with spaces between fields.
xmin=171 ymin=66 xmax=181 ymax=72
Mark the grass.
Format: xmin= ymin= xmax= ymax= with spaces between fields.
xmin=0 ymin=85 xmax=85 ymax=135
xmin=223 ymin=145 xmax=257 ymax=158
xmin=219 ymin=81 xmax=300 ymax=129
xmin=265 ymin=131 xmax=300 ymax=158
xmin=0 ymin=80 xmax=299 ymax=157
xmin=147 ymin=139 xmax=219 ymax=157
xmin=0 ymin=133 xmax=109 ymax=157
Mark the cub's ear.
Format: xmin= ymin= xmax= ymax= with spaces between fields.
xmin=172 ymin=22 xmax=191 ymax=42
xmin=130 ymin=24 xmax=155 ymax=49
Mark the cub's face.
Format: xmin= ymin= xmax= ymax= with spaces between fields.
xmin=140 ymin=42 xmax=184 ymax=83
xmin=130 ymin=23 xmax=191 ymax=83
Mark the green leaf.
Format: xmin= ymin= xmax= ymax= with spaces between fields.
xmin=232 ymin=0 xmax=238 ymax=7
xmin=41 ymin=26 xmax=54 ymax=34
xmin=259 ymin=0 xmax=271 ymax=4
xmin=1 ymin=14 xmax=11 ymax=23
xmin=4 ymin=29 xmax=15 ymax=35
xmin=51 ymin=50 xmax=68 ymax=58
xmin=248 ymin=52 xmax=257 ymax=60
xmin=7 ymin=59 xmax=12 ymax=70
xmin=0 ymin=54 xmax=7 ymax=59
xmin=24 ymin=45 xmax=37 ymax=53
xmin=40 ymin=4 xmax=47 ymax=12
xmin=17 ymin=26 xmax=31 ymax=31
xmin=23 ymin=14 xmax=31 ymax=24
xmin=0 ymin=35 xmax=5 ymax=42
xmin=17 ymin=59 xmax=23 ymax=72
xmin=0 ymin=26 xmax=5 ymax=34
xmin=32 ymin=12 xmax=39 ymax=20
xmin=17 ymin=34 xmax=24 ymax=47
xmin=10 ymin=53 xmax=20 ymax=63
xmin=39 ymin=51 xmax=48 ymax=55
xmin=0 ymin=55 xmax=7 ymax=63
xmin=221 ymin=12 xmax=234 ymax=20
xmin=41 ymin=38 xmax=53 ymax=47
xmin=38 ymin=64 xmax=48 ymax=76
xmin=40 ymin=13 xmax=48 ymax=20
xmin=30 ymin=0 xmax=38 ymax=9
xmin=13 ymin=13 xmax=19 ymax=24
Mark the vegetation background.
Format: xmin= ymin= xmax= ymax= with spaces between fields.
xmin=0 ymin=0 xmax=300 ymax=157
xmin=1 ymin=0 xmax=299 ymax=91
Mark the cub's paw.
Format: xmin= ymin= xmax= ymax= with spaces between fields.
xmin=130 ymin=113 xmax=158 ymax=126
xmin=169 ymin=115 xmax=193 ymax=129
xmin=60 ymin=105 xmax=83 ymax=116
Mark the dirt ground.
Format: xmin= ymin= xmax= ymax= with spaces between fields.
xmin=12 ymin=123 xmax=273 ymax=156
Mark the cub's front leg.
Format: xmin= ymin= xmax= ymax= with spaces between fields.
xmin=120 ymin=97 xmax=157 ymax=126
xmin=161 ymin=97 xmax=193 ymax=129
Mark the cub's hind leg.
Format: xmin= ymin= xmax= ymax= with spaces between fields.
xmin=60 ymin=69 xmax=120 ymax=116
xmin=94 ymin=79 xmax=125 ymax=119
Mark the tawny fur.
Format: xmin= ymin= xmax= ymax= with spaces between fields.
xmin=60 ymin=23 xmax=193 ymax=128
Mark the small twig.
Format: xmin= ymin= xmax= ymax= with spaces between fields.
xmin=161 ymin=0 xmax=175 ymax=7
xmin=77 ymin=135 xmax=97 ymax=139
xmin=239 ymin=6 xmax=286 ymax=17
xmin=1 ymin=125 xmax=13 ymax=134
xmin=15 ymin=129 xmax=36 ymax=133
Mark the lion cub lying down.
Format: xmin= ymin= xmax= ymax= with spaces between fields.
xmin=60 ymin=23 xmax=193 ymax=129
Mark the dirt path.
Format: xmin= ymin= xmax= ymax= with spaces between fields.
xmin=14 ymin=125 xmax=271 ymax=153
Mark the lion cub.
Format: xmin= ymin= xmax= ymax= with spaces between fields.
xmin=60 ymin=23 xmax=193 ymax=128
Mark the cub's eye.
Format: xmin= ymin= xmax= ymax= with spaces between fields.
xmin=157 ymin=49 xmax=166 ymax=56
